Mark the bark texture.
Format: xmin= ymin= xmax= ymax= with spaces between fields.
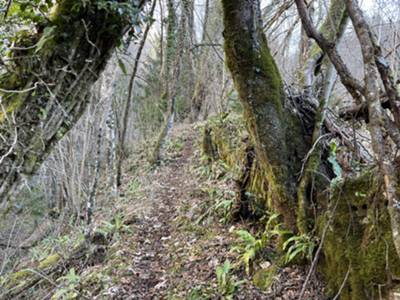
xmin=222 ymin=0 xmax=309 ymax=230
xmin=0 ymin=0 xmax=147 ymax=203
xmin=221 ymin=0 xmax=400 ymax=298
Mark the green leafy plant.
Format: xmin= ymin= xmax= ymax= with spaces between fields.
xmin=96 ymin=214 xmax=131 ymax=239
xmin=194 ymin=161 xmax=212 ymax=178
xmin=165 ymin=138 xmax=184 ymax=153
xmin=231 ymin=230 xmax=263 ymax=275
xmin=215 ymin=260 xmax=243 ymax=298
xmin=196 ymin=187 xmax=235 ymax=224
xmin=127 ymin=178 xmax=142 ymax=196
xmin=53 ymin=268 xmax=80 ymax=300
xmin=188 ymin=288 xmax=209 ymax=300
xmin=282 ymin=234 xmax=316 ymax=264
xmin=328 ymin=139 xmax=343 ymax=188
xmin=214 ymin=199 xmax=234 ymax=223
xmin=263 ymin=213 xmax=292 ymax=242
xmin=231 ymin=214 xmax=293 ymax=274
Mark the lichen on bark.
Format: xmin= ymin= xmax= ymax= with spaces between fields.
xmin=0 ymin=0 xmax=148 ymax=203
xmin=222 ymin=0 xmax=309 ymax=230
xmin=221 ymin=0 xmax=400 ymax=297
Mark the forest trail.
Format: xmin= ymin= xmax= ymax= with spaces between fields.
xmin=101 ymin=124 xmax=324 ymax=299
xmin=0 ymin=124 xmax=324 ymax=299
xmin=122 ymin=125 xmax=202 ymax=298
xmin=113 ymin=124 xmax=242 ymax=298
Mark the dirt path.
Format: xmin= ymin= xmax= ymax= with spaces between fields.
xmin=125 ymin=128 xmax=196 ymax=299
xmin=107 ymin=125 xmax=324 ymax=299
xmin=115 ymin=125 xmax=260 ymax=299
xmin=1 ymin=126 xmax=325 ymax=299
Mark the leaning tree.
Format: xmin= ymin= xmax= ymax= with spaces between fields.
xmin=0 ymin=0 xmax=149 ymax=204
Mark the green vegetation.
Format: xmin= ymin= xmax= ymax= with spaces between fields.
xmin=215 ymin=260 xmax=244 ymax=298
xmin=202 ymin=111 xmax=400 ymax=299
xmin=52 ymin=268 xmax=81 ymax=300
xmin=2 ymin=0 xmax=400 ymax=299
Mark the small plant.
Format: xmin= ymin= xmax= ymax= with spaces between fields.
xmin=282 ymin=234 xmax=316 ymax=264
xmin=328 ymin=139 xmax=343 ymax=188
xmin=231 ymin=230 xmax=263 ymax=275
xmin=165 ymin=138 xmax=184 ymax=153
xmin=214 ymin=199 xmax=234 ymax=223
xmin=188 ymin=288 xmax=209 ymax=300
xmin=215 ymin=260 xmax=243 ymax=298
xmin=231 ymin=214 xmax=292 ymax=274
xmin=97 ymin=214 xmax=131 ymax=239
xmin=263 ymin=213 xmax=292 ymax=242
xmin=52 ymin=268 xmax=81 ymax=300
xmin=194 ymin=162 xmax=212 ymax=178
xmin=127 ymin=178 xmax=142 ymax=196
xmin=196 ymin=187 xmax=236 ymax=224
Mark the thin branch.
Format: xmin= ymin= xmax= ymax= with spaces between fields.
xmin=294 ymin=0 xmax=365 ymax=103
xmin=332 ymin=266 xmax=351 ymax=300
xmin=2 ymin=0 xmax=12 ymax=19
xmin=0 ymin=82 xmax=39 ymax=94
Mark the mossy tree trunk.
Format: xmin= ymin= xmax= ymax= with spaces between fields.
xmin=150 ymin=0 xmax=187 ymax=164
xmin=0 ymin=0 xmax=148 ymax=204
xmin=222 ymin=0 xmax=309 ymax=230
xmin=296 ymin=0 xmax=349 ymax=234
xmin=344 ymin=0 xmax=400 ymax=262
xmin=221 ymin=0 xmax=400 ymax=298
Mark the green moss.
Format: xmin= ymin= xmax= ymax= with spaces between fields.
xmin=2 ymin=254 xmax=61 ymax=291
xmin=6 ymin=269 xmax=31 ymax=284
xmin=222 ymin=0 xmax=308 ymax=230
xmin=0 ymin=94 xmax=25 ymax=123
xmin=252 ymin=265 xmax=277 ymax=291
xmin=38 ymin=253 xmax=61 ymax=269
xmin=319 ymin=171 xmax=400 ymax=299
xmin=203 ymin=115 xmax=400 ymax=297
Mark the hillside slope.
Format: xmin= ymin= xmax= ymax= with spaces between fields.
xmin=0 ymin=123 xmax=324 ymax=299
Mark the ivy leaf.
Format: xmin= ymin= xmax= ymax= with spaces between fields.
xmin=35 ymin=26 xmax=57 ymax=53
xmin=117 ymin=58 xmax=127 ymax=75
xmin=328 ymin=140 xmax=342 ymax=179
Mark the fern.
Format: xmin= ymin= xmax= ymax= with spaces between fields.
xmin=282 ymin=234 xmax=316 ymax=264
xmin=231 ymin=230 xmax=263 ymax=275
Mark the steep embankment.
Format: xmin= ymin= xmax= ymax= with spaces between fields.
xmin=0 ymin=123 xmax=324 ymax=299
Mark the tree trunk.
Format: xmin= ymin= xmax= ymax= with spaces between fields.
xmin=150 ymin=0 xmax=186 ymax=164
xmin=0 ymin=0 xmax=147 ymax=203
xmin=297 ymin=0 xmax=348 ymax=234
xmin=344 ymin=0 xmax=400 ymax=262
xmin=117 ymin=0 xmax=157 ymax=186
xmin=221 ymin=0 xmax=400 ymax=298
xmin=222 ymin=0 xmax=308 ymax=230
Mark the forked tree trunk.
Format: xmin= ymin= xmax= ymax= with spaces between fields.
xmin=222 ymin=0 xmax=400 ymax=298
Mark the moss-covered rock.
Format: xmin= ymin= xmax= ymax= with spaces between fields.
xmin=318 ymin=171 xmax=400 ymax=299
xmin=252 ymin=265 xmax=277 ymax=291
